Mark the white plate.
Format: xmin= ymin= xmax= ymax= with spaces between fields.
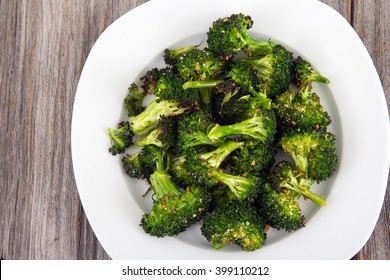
xmin=72 ymin=0 xmax=390 ymax=259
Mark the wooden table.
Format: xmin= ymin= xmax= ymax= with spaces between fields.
xmin=1 ymin=0 xmax=389 ymax=260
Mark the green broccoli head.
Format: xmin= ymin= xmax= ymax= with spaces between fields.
xmin=175 ymin=110 xmax=218 ymax=154
xmin=280 ymin=131 xmax=337 ymax=182
xmin=229 ymin=142 xmax=276 ymax=177
xmin=201 ymin=200 xmax=267 ymax=251
xmin=242 ymin=44 xmax=293 ymax=98
xmin=121 ymin=145 xmax=163 ymax=179
xmin=163 ymin=45 xmax=197 ymax=66
xmin=270 ymin=161 xmax=326 ymax=206
xmin=293 ymin=56 xmax=329 ymax=91
xmin=176 ymin=48 xmax=227 ymax=81
xmin=141 ymin=179 xmax=211 ymax=237
xmin=257 ymin=182 xmax=305 ymax=232
xmin=207 ymin=13 xmax=276 ymax=57
xmin=273 ymin=88 xmax=331 ymax=133
xmin=108 ymin=121 xmax=134 ymax=155
xmin=129 ymin=68 xmax=199 ymax=136
xmin=124 ymin=83 xmax=146 ymax=117
xmin=134 ymin=116 xmax=177 ymax=152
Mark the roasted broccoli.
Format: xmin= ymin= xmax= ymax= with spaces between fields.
xmin=121 ymin=145 xmax=162 ymax=179
xmin=140 ymin=147 xmax=211 ymax=237
xmin=184 ymin=144 xmax=261 ymax=201
xmin=257 ymin=181 xmax=305 ymax=232
xmin=175 ymin=109 xmax=220 ymax=154
xmin=241 ymin=44 xmax=293 ymax=98
xmin=280 ymin=131 xmax=338 ymax=182
xmin=176 ymin=48 xmax=227 ymax=104
xmin=129 ymin=68 xmax=198 ymax=136
xmin=207 ymin=13 xmax=276 ymax=57
xmin=201 ymin=200 xmax=267 ymax=251
xmin=270 ymin=161 xmax=326 ymax=206
xmin=293 ymin=56 xmax=330 ymax=91
xmin=273 ymin=56 xmax=331 ymax=133
xmin=229 ymin=142 xmax=276 ymax=176
xmin=108 ymin=121 xmax=134 ymax=155
xmin=207 ymin=109 xmax=276 ymax=145
xmin=164 ymin=44 xmax=198 ymax=66
xmin=124 ymin=83 xmax=146 ymax=117
xmin=134 ymin=116 xmax=177 ymax=152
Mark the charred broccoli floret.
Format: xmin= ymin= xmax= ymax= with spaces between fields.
xmin=134 ymin=116 xmax=177 ymax=152
xmin=170 ymin=141 xmax=243 ymax=187
xmin=184 ymin=144 xmax=261 ymax=201
xmin=129 ymin=68 xmax=198 ymax=136
xmin=257 ymin=181 xmax=305 ymax=232
xmin=242 ymin=44 xmax=293 ymax=98
xmin=164 ymin=45 xmax=198 ymax=66
xmin=124 ymin=83 xmax=146 ymax=117
xmin=207 ymin=13 xmax=276 ymax=57
xmin=293 ymin=56 xmax=330 ymax=90
xmin=108 ymin=121 xmax=134 ymax=155
xmin=140 ymin=147 xmax=211 ymax=237
xmin=273 ymin=88 xmax=331 ymax=133
xmin=201 ymin=200 xmax=267 ymax=251
xmin=175 ymin=109 xmax=220 ymax=154
xmin=270 ymin=161 xmax=326 ymax=206
xmin=229 ymin=142 xmax=276 ymax=176
xmin=121 ymin=145 xmax=162 ymax=179
xmin=280 ymin=131 xmax=338 ymax=182
xmin=176 ymin=48 xmax=227 ymax=104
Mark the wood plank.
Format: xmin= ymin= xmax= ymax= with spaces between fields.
xmin=0 ymin=0 xmax=388 ymax=260
xmin=349 ymin=0 xmax=390 ymax=260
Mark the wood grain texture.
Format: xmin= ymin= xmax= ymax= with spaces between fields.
xmin=0 ymin=0 xmax=388 ymax=260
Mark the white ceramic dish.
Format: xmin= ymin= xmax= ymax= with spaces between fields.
xmin=72 ymin=0 xmax=390 ymax=259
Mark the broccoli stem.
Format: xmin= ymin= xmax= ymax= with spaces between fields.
xmin=199 ymin=88 xmax=212 ymax=104
xmin=210 ymin=169 xmax=255 ymax=201
xmin=244 ymin=37 xmax=275 ymax=57
xmin=208 ymin=115 xmax=268 ymax=143
xmin=200 ymin=141 xmax=243 ymax=168
xmin=281 ymin=176 xmax=326 ymax=206
xmin=182 ymin=80 xmax=224 ymax=90
xmin=242 ymin=56 xmax=273 ymax=80
xmin=129 ymin=98 xmax=187 ymax=136
xmin=149 ymin=170 xmax=181 ymax=200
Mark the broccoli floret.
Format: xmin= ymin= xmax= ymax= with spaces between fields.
xmin=226 ymin=60 xmax=272 ymax=109
xmin=270 ymin=161 xmax=326 ymax=206
xmin=122 ymin=145 xmax=162 ymax=179
xmin=207 ymin=13 xmax=276 ymax=57
xmin=293 ymin=56 xmax=329 ymax=91
xmin=201 ymin=200 xmax=266 ymax=251
xmin=212 ymin=80 xmax=264 ymax=123
xmin=140 ymin=148 xmax=211 ymax=237
xmin=229 ymin=142 xmax=276 ymax=176
xmin=184 ymin=144 xmax=261 ymax=201
xmin=107 ymin=121 xmax=134 ymax=155
xmin=124 ymin=83 xmax=146 ymax=117
xmin=273 ymin=88 xmax=331 ymax=133
xmin=207 ymin=109 xmax=276 ymax=145
xmin=242 ymin=44 xmax=293 ymax=98
xmin=134 ymin=116 xmax=177 ymax=152
xmin=164 ymin=45 xmax=198 ymax=66
xmin=177 ymin=49 xmax=227 ymax=104
xmin=129 ymin=68 xmax=199 ymax=136
xmin=175 ymin=110 xmax=220 ymax=154
xmin=257 ymin=182 xmax=305 ymax=232
xmin=280 ymin=131 xmax=338 ymax=182
xmin=170 ymin=141 xmax=243 ymax=187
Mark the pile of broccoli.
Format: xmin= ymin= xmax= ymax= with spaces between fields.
xmin=107 ymin=13 xmax=338 ymax=252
